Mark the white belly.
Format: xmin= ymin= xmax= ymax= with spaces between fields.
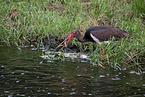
xmin=90 ymin=33 xmax=110 ymax=45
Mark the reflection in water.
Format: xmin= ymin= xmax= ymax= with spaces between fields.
xmin=0 ymin=46 xmax=145 ymax=96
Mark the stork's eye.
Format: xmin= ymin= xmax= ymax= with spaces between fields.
xmin=71 ymin=32 xmax=75 ymax=34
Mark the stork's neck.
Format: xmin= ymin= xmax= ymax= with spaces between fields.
xmin=75 ymin=31 xmax=87 ymax=42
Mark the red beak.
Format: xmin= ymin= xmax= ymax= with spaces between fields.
xmin=55 ymin=32 xmax=75 ymax=51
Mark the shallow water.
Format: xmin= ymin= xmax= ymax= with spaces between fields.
xmin=0 ymin=46 xmax=145 ymax=96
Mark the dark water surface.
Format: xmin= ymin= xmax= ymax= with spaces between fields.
xmin=0 ymin=46 xmax=145 ymax=96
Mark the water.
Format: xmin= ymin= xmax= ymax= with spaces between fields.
xmin=0 ymin=46 xmax=145 ymax=96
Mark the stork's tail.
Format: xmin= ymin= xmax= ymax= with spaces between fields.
xmin=122 ymin=31 xmax=132 ymax=42
xmin=122 ymin=30 xmax=132 ymax=38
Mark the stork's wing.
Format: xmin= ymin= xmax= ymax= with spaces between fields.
xmin=90 ymin=28 xmax=125 ymax=41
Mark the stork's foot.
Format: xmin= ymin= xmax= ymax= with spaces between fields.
xmin=100 ymin=48 xmax=104 ymax=57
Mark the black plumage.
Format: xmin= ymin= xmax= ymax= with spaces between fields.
xmin=73 ymin=26 xmax=131 ymax=43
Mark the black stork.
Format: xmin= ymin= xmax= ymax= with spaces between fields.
xmin=56 ymin=26 xmax=131 ymax=56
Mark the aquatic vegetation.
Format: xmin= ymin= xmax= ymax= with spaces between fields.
xmin=0 ymin=0 xmax=144 ymax=69
xmin=41 ymin=51 xmax=89 ymax=62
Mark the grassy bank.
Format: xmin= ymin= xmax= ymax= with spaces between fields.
xmin=0 ymin=0 xmax=145 ymax=69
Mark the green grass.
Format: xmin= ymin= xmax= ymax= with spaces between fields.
xmin=0 ymin=0 xmax=145 ymax=69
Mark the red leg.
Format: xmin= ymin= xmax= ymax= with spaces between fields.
xmin=100 ymin=48 xmax=104 ymax=57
